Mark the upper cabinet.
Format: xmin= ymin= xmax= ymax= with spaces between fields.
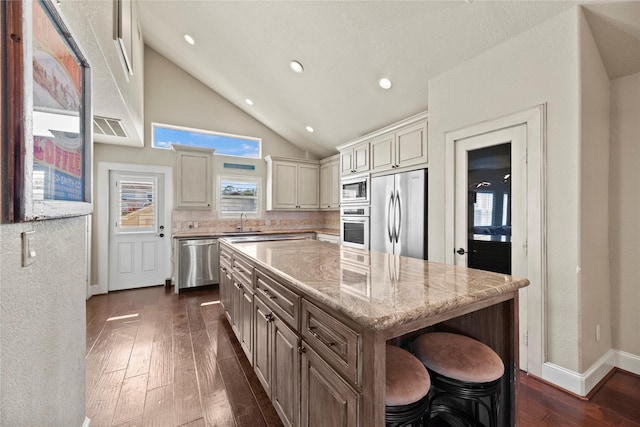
xmin=173 ymin=145 xmax=214 ymax=210
xmin=265 ymin=156 xmax=320 ymax=210
xmin=339 ymin=141 xmax=370 ymax=176
xmin=320 ymin=155 xmax=340 ymax=210
xmin=370 ymin=121 xmax=428 ymax=173
xmin=337 ymin=111 xmax=428 ymax=177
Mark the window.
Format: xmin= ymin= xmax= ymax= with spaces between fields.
xmin=218 ymin=176 xmax=260 ymax=217
xmin=117 ymin=178 xmax=156 ymax=232
xmin=152 ymin=123 xmax=261 ymax=158
xmin=474 ymin=192 xmax=494 ymax=226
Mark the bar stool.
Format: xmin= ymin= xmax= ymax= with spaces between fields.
xmin=412 ymin=332 xmax=504 ymax=427
xmin=385 ymin=344 xmax=431 ymax=427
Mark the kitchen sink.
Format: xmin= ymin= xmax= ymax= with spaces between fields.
xmin=222 ymin=234 xmax=306 ymax=243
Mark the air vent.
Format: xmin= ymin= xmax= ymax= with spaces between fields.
xmin=93 ymin=116 xmax=127 ymax=138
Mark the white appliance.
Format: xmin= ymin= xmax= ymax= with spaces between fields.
xmin=340 ymin=173 xmax=370 ymax=205
xmin=370 ymin=169 xmax=427 ymax=259
xmin=340 ymin=205 xmax=370 ymax=249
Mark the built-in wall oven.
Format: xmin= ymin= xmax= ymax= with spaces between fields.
xmin=340 ymin=173 xmax=370 ymax=205
xmin=340 ymin=205 xmax=370 ymax=249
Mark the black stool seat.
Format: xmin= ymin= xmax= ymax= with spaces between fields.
xmin=413 ymin=333 xmax=504 ymax=427
xmin=386 ymin=344 xmax=431 ymax=427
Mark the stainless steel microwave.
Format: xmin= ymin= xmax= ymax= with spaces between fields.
xmin=340 ymin=173 xmax=370 ymax=205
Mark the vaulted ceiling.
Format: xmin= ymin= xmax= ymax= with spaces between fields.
xmin=137 ymin=1 xmax=640 ymax=158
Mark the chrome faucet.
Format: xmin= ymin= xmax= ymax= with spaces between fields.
xmin=239 ymin=212 xmax=247 ymax=232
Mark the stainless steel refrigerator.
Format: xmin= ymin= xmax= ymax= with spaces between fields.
xmin=370 ymin=169 xmax=427 ymax=259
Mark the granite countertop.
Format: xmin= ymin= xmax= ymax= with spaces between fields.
xmin=221 ymin=239 xmax=529 ymax=332
xmin=172 ymin=228 xmax=339 ymax=239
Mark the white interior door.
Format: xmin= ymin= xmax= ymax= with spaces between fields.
xmin=109 ymin=171 xmax=168 ymax=291
xmin=453 ymin=125 xmax=529 ymax=370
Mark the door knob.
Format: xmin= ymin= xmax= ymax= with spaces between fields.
xmin=159 ymin=233 xmax=165 ymax=238
xmin=456 ymin=248 xmax=467 ymax=255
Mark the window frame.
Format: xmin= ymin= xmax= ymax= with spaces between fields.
xmin=216 ymin=174 xmax=262 ymax=218
xmin=151 ymin=122 xmax=262 ymax=159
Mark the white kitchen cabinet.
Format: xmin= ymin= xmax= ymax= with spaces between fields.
xmin=370 ymin=120 xmax=427 ymax=173
xmin=316 ymin=233 xmax=339 ymax=244
xmin=339 ymin=141 xmax=369 ymax=175
xmin=265 ymin=156 xmax=319 ymax=210
xmin=320 ymin=155 xmax=340 ymax=210
xmin=172 ymin=145 xmax=214 ymax=210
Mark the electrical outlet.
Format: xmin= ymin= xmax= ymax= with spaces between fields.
xmin=596 ymin=324 xmax=601 ymax=341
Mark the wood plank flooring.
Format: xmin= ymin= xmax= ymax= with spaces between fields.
xmin=86 ymin=285 xmax=640 ymax=427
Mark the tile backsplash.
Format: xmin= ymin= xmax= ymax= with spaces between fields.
xmin=172 ymin=210 xmax=339 ymax=234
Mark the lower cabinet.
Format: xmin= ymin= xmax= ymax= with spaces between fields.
xmin=300 ymin=344 xmax=359 ymax=427
xmin=222 ymin=247 xmax=361 ymax=426
xmin=254 ymin=296 xmax=300 ymax=427
xmin=231 ymin=278 xmax=253 ymax=364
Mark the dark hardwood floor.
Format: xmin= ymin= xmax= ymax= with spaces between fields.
xmin=86 ymin=285 xmax=640 ymax=427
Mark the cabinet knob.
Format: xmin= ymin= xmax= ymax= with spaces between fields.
xmin=298 ymin=346 xmax=306 ymax=354
xmin=266 ymin=313 xmax=274 ymax=322
xmin=237 ymin=283 xmax=244 ymax=289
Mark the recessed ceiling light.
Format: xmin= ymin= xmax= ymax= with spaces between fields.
xmin=290 ymin=60 xmax=304 ymax=73
xmin=245 ymin=98 xmax=254 ymax=106
xmin=379 ymin=78 xmax=392 ymax=89
xmin=184 ymin=34 xmax=195 ymax=45
xmin=306 ymin=126 xmax=314 ymax=133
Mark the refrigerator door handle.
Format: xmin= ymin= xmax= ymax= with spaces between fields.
xmin=387 ymin=191 xmax=395 ymax=243
xmin=395 ymin=192 xmax=402 ymax=243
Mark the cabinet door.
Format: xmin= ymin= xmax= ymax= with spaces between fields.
xmin=272 ymin=161 xmax=298 ymax=209
xmin=319 ymin=163 xmax=331 ymax=209
xmin=353 ymin=142 xmax=370 ymax=173
xmin=271 ymin=316 xmax=300 ymax=427
xmin=240 ymin=287 xmax=254 ymax=364
xmin=297 ymin=163 xmax=319 ymax=209
xmin=329 ymin=161 xmax=340 ymax=208
xmin=301 ymin=345 xmax=359 ymax=427
xmin=253 ymin=296 xmax=272 ymax=396
xmin=340 ymin=150 xmax=354 ymax=175
xmin=231 ymin=280 xmax=243 ymax=337
xmin=370 ymin=134 xmax=395 ymax=173
xmin=220 ymin=265 xmax=233 ymax=322
xmin=174 ymin=147 xmax=213 ymax=210
xmin=395 ymin=121 xmax=427 ymax=168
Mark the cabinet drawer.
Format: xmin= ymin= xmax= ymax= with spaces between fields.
xmin=301 ymin=300 xmax=360 ymax=385
xmin=254 ymin=268 xmax=300 ymax=331
xmin=232 ymin=254 xmax=253 ymax=289
xmin=220 ymin=248 xmax=232 ymax=269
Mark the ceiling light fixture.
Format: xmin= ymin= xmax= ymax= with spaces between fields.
xmin=306 ymin=126 xmax=314 ymax=133
xmin=245 ymin=98 xmax=254 ymax=106
xmin=184 ymin=34 xmax=195 ymax=45
xmin=290 ymin=60 xmax=304 ymax=73
xmin=379 ymin=78 xmax=392 ymax=90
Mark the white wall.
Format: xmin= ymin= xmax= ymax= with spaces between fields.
xmin=428 ymin=8 xmax=582 ymax=371
xmin=91 ymin=46 xmax=311 ymax=286
xmin=578 ymin=10 xmax=611 ymax=370
xmin=0 ymin=217 xmax=87 ymax=426
xmin=610 ymin=71 xmax=640 ymax=357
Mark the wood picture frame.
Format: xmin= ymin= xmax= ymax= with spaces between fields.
xmin=2 ymin=0 xmax=93 ymax=222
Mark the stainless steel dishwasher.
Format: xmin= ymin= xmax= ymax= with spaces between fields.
xmin=178 ymin=238 xmax=219 ymax=291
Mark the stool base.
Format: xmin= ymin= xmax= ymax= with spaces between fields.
xmin=386 ymin=391 xmax=430 ymax=427
xmin=428 ymin=372 xmax=501 ymax=427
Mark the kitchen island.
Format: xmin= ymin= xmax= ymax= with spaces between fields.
xmin=219 ymin=238 xmax=529 ymax=427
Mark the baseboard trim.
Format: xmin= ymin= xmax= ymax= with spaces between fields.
xmin=90 ymin=283 xmax=106 ymax=296
xmin=542 ymin=349 xmax=638 ymax=397
xmin=615 ymin=349 xmax=640 ymax=375
xmin=82 ymin=416 xmax=91 ymax=427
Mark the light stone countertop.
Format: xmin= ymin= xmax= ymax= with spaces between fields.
xmin=222 ymin=239 xmax=529 ymax=332
xmin=172 ymin=228 xmax=339 ymax=239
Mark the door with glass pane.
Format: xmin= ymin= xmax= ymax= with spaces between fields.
xmin=109 ymin=171 xmax=167 ymax=290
